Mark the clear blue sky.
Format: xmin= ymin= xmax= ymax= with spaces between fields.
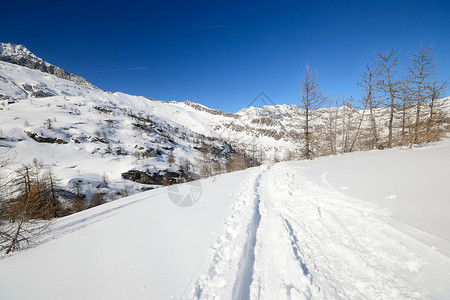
xmin=3 ymin=0 xmax=449 ymax=112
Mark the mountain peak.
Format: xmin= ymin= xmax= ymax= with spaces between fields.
xmin=0 ymin=42 xmax=35 ymax=58
xmin=0 ymin=42 xmax=96 ymax=88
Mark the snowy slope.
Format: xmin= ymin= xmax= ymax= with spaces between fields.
xmin=0 ymin=59 xmax=298 ymax=200
xmin=0 ymin=171 xmax=248 ymax=299
xmin=1 ymin=141 xmax=449 ymax=299
xmin=0 ymin=56 xmax=300 ymax=154
xmin=0 ymin=61 xmax=248 ymax=198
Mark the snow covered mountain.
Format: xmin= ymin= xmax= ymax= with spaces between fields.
xmin=0 ymin=59 xmax=241 ymax=200
xmin=1 ymin=43 xmax=449 ymax=204
xmin=0 ymin=42 xmax=95 ymax=88
xmin=1 ymin=141 xmax=449 ymax=299
xmin=0 ymin=43 xmax=94 ymax=87
xmin=0 ymin=45 xmax=299 ymax=201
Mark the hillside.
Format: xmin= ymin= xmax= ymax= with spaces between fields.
xmin=0 ymin=59 xmax=259 ymax=200
xmin=0 ymin=141 xmax=449 ymax=299
xmin=1 ymin=42 xmax=449 ymax=206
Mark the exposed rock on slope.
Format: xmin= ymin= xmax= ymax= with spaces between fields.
xmin=0 ymin=42 xmax=96 ymax=88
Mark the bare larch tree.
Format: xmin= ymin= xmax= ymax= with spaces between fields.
xmin=408 ymin=43 xmax=436 ymax=144
xmin=425 ymin=79 xmax=447 ymax=142
xmin=375 ymin=47 xmax=401 ymax=148
xmin=358 ymin=62 xmax=381 ymax=149
xmin=299 ymin=64 xmax=325 ymax=159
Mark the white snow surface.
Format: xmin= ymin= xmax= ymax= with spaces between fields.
xmin=1 ymin=140 xmax=450 ymax=299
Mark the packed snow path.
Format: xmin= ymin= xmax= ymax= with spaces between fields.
xmin=187 ymin=164 xmax=450 ymax=299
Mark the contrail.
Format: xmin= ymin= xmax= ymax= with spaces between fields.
xmin=81 ymin=66 xmax=149 ymax=73
xmin=196 ymin=25 xmax=224 ymax=30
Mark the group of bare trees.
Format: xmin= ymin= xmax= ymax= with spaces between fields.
xmin=197 ymin=141 xmax=258 ymax=177
xmin=299 ymin=43 xmax=448 ymax=159
xmin=0 ymin=156 xmax=64 ymax=254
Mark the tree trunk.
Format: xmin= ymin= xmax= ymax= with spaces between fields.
xmin=6 ymin=219 xmax=23 ymax=254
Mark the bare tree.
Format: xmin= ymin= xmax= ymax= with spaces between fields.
xmin=249 ymin=140 xmax=259 ymax=167
xmin=102 ymin=172 xmax=109 ymax=188
xmin=348 ymin=97 xmax=366 ymax=153
xmin=325 ymin=95 xmax=339 ymax=155
xmin=225 ymin=152 xmax=248 ymax=172
xmin=408 ymin=43 xmax=437 ymax=144
xmin=167 ymin=150 xmax=175 ymax=164
xmin=1 ymin=165 xmax=51 ymax=254
xmin=200 ymin=150 xmax=212 ymax=177
xmin=397 ymin=76 xmax=415 ymax=144
xmin=71 ymin=181 xmax=86 ymax=213
xmin=0 ymin=151 xmax=15 ymax=201
xmin=0 ymin=152 xmax=16 ymax=231
xmin=344 ymin=105 xmax=350 ymax=152
xmin=285 ymin=149 xmax=295 ymax=161
xmin=425 ymin=80 xmax=448 ymax=142
xmin=39 ymin=168 xmax=62 ymax=218
xmin=358 ymin=62 xmax=381 ymax=149
xmin=182 ymin=158 xmax=191 ymax=173
xmin=299 ymin=64 xmax=325 ymax=159
xmin=258 ymin=145 xmax=265 ymax=164
xmin=374 ymin=47 xmax=401 ymax=148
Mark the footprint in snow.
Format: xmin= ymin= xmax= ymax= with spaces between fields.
xmin=339 ymin=186 xmax=349 ymax=190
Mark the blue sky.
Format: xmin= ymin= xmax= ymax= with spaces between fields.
xmin=2 ymin=0 xmax=449 ymax=112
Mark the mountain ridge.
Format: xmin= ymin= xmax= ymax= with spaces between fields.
xmin=0 ymin=42 xmax=96 ymax=89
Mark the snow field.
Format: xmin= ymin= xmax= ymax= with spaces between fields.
xmin=1 ymin=141 xmax=449 ymax=299
xmin=250 ymin=164 xmax=450 ymax=299
xmin=0 ymin=171 xmax=254 ymax=299
xmin=187 ymin=162 xmax=450 ymax=299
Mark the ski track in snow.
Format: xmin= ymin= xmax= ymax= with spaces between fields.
xmin=183 ymin=166 xmax=269 ymax=300
xmin=186 ymin=163 xmax=450 ymax=300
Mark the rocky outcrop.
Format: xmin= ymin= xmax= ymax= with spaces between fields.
xmin=25 ymin=131 xmax=68 ymax=144
xmin=121 ymin=169 xmax=197 ymax=185
xmin=183 ymin=100 xmax=238 ymax=118
xmin=0 ymin=42 xmax=96 ymax=88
